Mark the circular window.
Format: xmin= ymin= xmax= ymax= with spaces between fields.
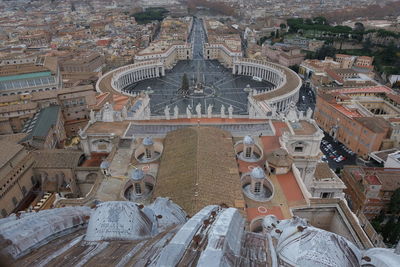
xmin=258 ymin=206 xmax=268 ymax=213
xmin=142 ymin=165 xmax=150 ymax=171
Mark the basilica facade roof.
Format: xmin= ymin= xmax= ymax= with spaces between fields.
xmin=152 ymin=127 xmax=244 ymax=216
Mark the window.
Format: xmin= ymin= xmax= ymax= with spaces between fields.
xmin=21 ymin=186 xmax=27 ymax=196
xmin=12 ymin=197 xmax=18 ymax=207
xmin=320 ymin=192 xmax=332 ymax=198
xmin=245 ymin=147 xmax=252 ymax=157
xmin=254 ymin=182 xmax=261 ymax=193
xmin=135 ymin=183 xmax=142 ymax=195
xmin=145 ymin=148 xmax=151 ymax=159
xmin=295 ymin=146 xmax=303 ymax=152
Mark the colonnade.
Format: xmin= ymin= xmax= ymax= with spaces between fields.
xmin=234 ymin=58 xmax=302 ymax=116
xmin=271 ymin=93 xmax=300 ymax=112
xmin=233 ymin=63 xmax=283 ymax=86
xmin=110 ymin=61 xmax=165 ymax=91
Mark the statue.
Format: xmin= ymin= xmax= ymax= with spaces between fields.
xmin=286 ymin=102 xmax=299 ymax=122
xmin=102 ymin=102 xmax=114 ymax=122
xmin=228 ymin=105 xmax=233 ymax=119
xmin=299 ymin=110 xmax=305 ymax=120
xmin=174 ymin=105 xmax=179 ymax=119
xmin=196 ymin=103 xmax=202 ymax=119
xmin=122 ymin=106 xmax=128 ymax=119
xmin=115 ymin=112 xmax=122 ymax=121
xmin=220 ymin=104 xmax=226 ymax=118
xmin=207 ymin=104 xmax=213 ymax=118
xmin=89 ymin=109 xmax=96 ymax=123
xmin=271 ymin=105 xmax=277 ymax=118
xmin=306 ymin=107 xmax=313 ymax=119
xmin=186 ymin=105 xmax=192 ymax=119
xmin=164 ymin=105 xmax=170 ymax=120
xmin=78 ymin=127 xmax=84 ymax=137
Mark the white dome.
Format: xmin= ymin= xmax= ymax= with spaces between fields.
xmin=251 ymin=167 xmax=265 ymax=179
xmin=85 ymin=201 xmax=156 ymax=241
xmin=143 ymin=136 xmax=154 ymax=146
xmin=130 ymin=169 xmax=144 ymax=181
xmin=100 ymin=160 xmax=110 ymax=169
xmin=243 ymin=135 xmax=255 ymax=145
xmin=275 ymin=218 xmax=362 ymax=267
xmin=262 ymin=215 xmax=278 ymax=231
xmin=362 ymin=248 xmax=400 ymax=267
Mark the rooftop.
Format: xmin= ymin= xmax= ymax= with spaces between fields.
xmin=290 ymin=120 xmax=319 ymax=135
xmin=331 ymin=85 xmax=393 ymax=95
xmin=314 ymin=162 xmax=335 ymax=180
xmin=153 ymin=127 xmax=244 ymax=216
xmin=33 ymin=150 xmax=83 ymax=169
xmin=21 ymin=105 xmax=61 ymax=141
xmin=354 ymin=117 xmax=391 ymax=133
xmin=0 ymin=139 xmax=24 ymax=169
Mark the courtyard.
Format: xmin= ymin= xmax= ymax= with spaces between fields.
xmin=124 ymin=59 xmax=273 ymax=115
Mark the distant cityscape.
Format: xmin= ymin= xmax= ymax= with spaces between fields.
xmin=1 ymin=0 xmax=400 ymax=266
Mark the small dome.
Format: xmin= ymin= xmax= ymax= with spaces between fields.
xmin=243 ymin=135 xmax=255 ymax=145
xmin=143 ymin=136 xmax=154 ymax=146
xmin=85 ymin=201 xmax=155 ymax=241
xmin=251 ymin=167 xmax=265 ymax=179
xmin=276 ymin=224 xmax=362 ymax=266
xmin=130 ymin=169 xmax=144 ymax=181
xmin=100 ymin=160 xmax=110 ymax=169
xmin=262 ymin=215 xmax=278 ymax=231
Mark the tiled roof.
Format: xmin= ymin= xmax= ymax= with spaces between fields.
xmin=387 ymin=93 xmax=400 ymax=104
xmin=331 ymin=86 xmax=393 ymax=95
xmin=332 ymin=104 xmax=363 ymax=118
xmin=153 ymin=126 xmax=244 ymax=216
xmin=314 ymin=163 xmax=335 ymax=180
xmin=265 ymin=148 xmax=293 ymax=167
xmin=33 ymin=149 xmax=83 ymax=169
xmin=0 ymin=139 xmax=24 ymax=168
xmin=354 ymin=117 xmax=391 ymax=133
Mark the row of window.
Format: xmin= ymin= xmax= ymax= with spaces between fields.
xmin=63 ymin=98 xmax=86 ymax=107
xmin=364 ymin=206 xmax=381 ymax=214
xmin=1 ymin=86 xmax=57 ymax=96
xmin=0 ymin=163 xmax=27 ymax=195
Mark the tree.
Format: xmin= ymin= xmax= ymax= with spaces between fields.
xmin=389 ymin=188 xmax=400 ymax=215
xmin=354 ymin=22 xmax=365 ymax=32
xmin=315 ymin=45 xmax=337 ymax=60
xmin=313 ymin=16 xmax=328 ymax=25
xmin=362 ymin=37 xmax=372 ymax=53
xmin=280 ymin=23 xmax=286 ymax=30
xmin=181 ymin=73 xmax=189 ymax=96
xmin=381 ymin=216 xmax=396 ymax=242
xmin=275 ymin=29 xmax=280 ymax=39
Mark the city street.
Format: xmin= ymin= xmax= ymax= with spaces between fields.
xmin=297 ymin=84 xmax=315 ymax=112
xmin=295 ymin=82 xmax=358 ymax=170
xmin=320 ymin=132 xmax=357 ymax=170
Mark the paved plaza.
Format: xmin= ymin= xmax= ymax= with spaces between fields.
xmin=124 ymin=18 xmax=273 ymax=116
